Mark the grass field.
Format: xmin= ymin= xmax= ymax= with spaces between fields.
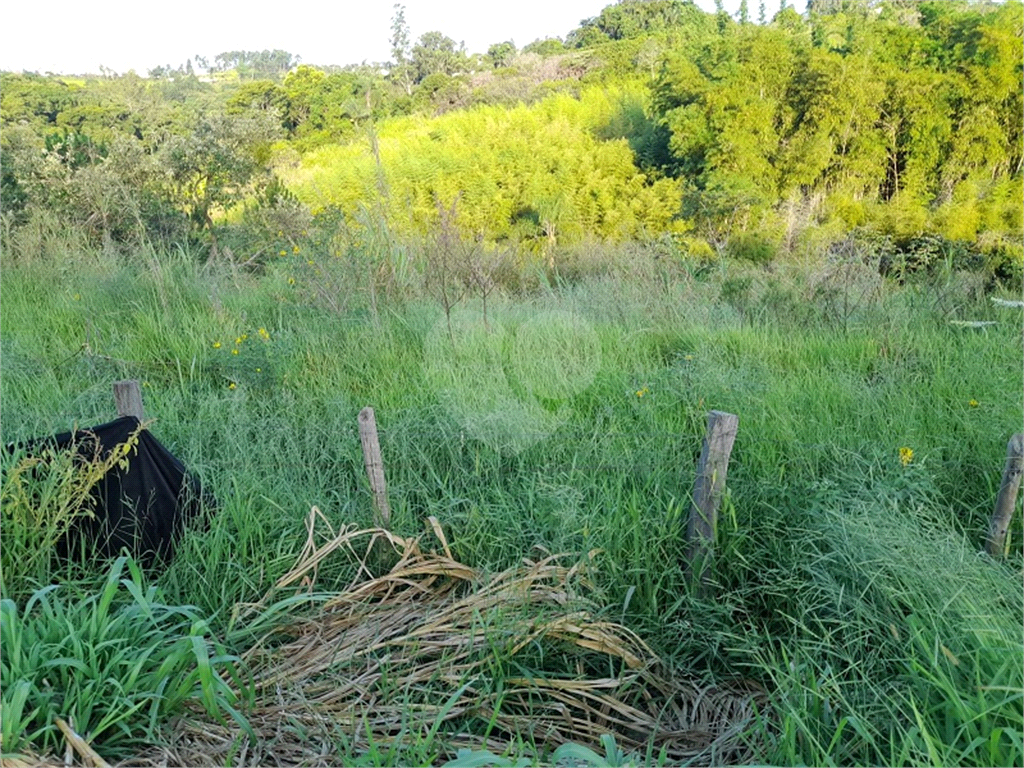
xmin=1 ymin=242 xmax=1022 ymax=766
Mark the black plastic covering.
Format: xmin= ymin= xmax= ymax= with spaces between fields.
xmin=10 ymin=416 xmax=211 ymax=566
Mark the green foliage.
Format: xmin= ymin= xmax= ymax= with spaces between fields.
xmin=566 ymin=1 xmax=714 ymax=48
xmin=4 ymin=0 xmax=1020 ymax=274
xmin=486 ymin=41 xmax=517 ymax=69
xmin=412 ymin=31 xmax=469 ymax=83
xmin=647 ymin=0 xmax=1022 ymax=263
xmin=285 ymin=88 xmax=683 ymax=247
xmin=727 ymin=231 xmax=776 ymax=264
xmin=1 ymin=557 xmax=249 ymax=761
xmin=522 ymin=38 xmax=566 ymax=56
xmin=0 ymin=73 xmax=80 ymax=128
xmin=44 ymin=129 xmax=107 ymax=169
xmin=162 ymin=112 xmax=280 ymax=242
xmin=212 ymin=49 xmax=300 ymax=80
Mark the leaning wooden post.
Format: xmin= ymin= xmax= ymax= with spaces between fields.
xmin=113 ymin=379 xmax=144 ymax=421
xmin=358 ymin=407 xmax=391 ymax=528
xmin=985 ymin=433 xmax=1024 ymax=557
xmin=685 ymin=410 xmax=739 ymax=593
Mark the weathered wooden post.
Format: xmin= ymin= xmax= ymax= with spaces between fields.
xmin=113 ymin=379 xmax=144 ymax=421
xmin=985 ymin=433 xmax=1024 ymax=557
xmin=358 ymin=407 xmax=391 ymax=528
xmin=685 ymin=410 xmax=739 ymax=593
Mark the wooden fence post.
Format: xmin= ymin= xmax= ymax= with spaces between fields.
xmin=985 ymin=433 xmax=1024 ymax=557
xmin=113 ymin=379 xmax=144 ymax=421
xmin=685 ymin=410 xmax=739 ymax=593
xmin=358 ymin=407 xmax=391 ymax=528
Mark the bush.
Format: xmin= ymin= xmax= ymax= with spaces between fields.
xmin=727 ymin=231 xmax=776 ymax=265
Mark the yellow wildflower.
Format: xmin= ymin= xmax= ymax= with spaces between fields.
xmin=293 ymin=245 xmax=300 ymax=253
xmin=635 ymin=386 xmax=650 ymax=398
xmin=212 ymin=341 xmax=222 ymax=349
xmin=968 ymin=399 xmax=979 ymax=408
xmin=899 ymin=447 xmax=913 ymax=466
xmin=279 ymin=250 xmax=287 ymax=257
xmin=228 ymin=382 xmax=236 ymax=390
xmin=683 ymin=354 xmax=694 ymax=361
xmin=232 ymin=349 xmax=239 ymax=356
xmin=288 ymin=277 xmax=295 ymax=285
xmin=256 ymin=367 xmax=262 ymax=373
xmin=73 ymin=293 xmax=81 ymax=301
xmin=241 ymin=334 xmax=249 ymax=341
xmin=258 ymin=327 xmax=270 ymax=340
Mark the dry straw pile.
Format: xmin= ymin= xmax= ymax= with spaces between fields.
xmin=163 ymin=509 xmax=764 ymax=766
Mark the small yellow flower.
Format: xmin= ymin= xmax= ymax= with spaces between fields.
xmin=235 ymin=337 xmax=242 ymax=345
xmin=255 ymin=367 xmax=262 ymax=373
xmin=241 ymin=334 xmax=249 ymax=341
xmin=968 ymin=399 xmax=979 ymax=408
xmin=293 ymin=245 xmax=300 ymax=253
xmin=279 ymin=250 xmax=287 ymax=257
xmin=635 ymin=386 xmax=650 ymax=398
xmin=232 ymin=348 xmax=239 ymax=355
xmin=73 ymin=293 xmax=81 ymax=301
xmin=258 ymin=327 xmax=270 ymax=340
xmin=899 ymin=447 xmax=914 ymax=466
xmin=307 ymin=259 xmax=314 ymax=266
xmin=228 ymin=382 xmax=236 ymax=390
xmin=684 ymin=354 xmax=694 ymax=361
xmin=212 ymin=341 xmax=222 ymax=349
xmin=277 ymin=230 xmax=283 ymax=236
xmin=288 ymin=277 xmax=295 ymax=285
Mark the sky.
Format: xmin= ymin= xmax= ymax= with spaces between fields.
xmin=0 ymin=0 xmax=806 ymax=76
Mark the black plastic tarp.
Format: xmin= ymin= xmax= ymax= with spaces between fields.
xmin=8 ymin=416 xmax=211 ymax=565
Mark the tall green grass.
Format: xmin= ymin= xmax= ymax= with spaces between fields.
xmin=1 ymin=243 xmax=1020 ymax=764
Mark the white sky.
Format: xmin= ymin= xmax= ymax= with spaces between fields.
xmin=0 ymin=0 xmax=806 ymax=76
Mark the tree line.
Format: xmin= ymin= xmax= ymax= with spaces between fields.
xmin=1 ymin=0 xmax=1021 ymax=285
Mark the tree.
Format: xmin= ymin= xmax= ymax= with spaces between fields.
xmin=213 ymin=50 xmax=300 ymax=80
xmin=161 ymin=112 xmax=279 ymax=256
xmin=226 ymin=81 xmax=290 ymax=124
xmin=739 ymin=0 xmax=750 ymax=24
xmin=412 ymin=32 xmax=467 ymax=82
xmin=486 ymin=41 xmax=517 ymax=69
xmin=715 ymin=0 xmax=730 ymax=33
xmin=522 ymin=38 xmax=565 ymax=56
xmin=390 ymin=4 xmax=414 ymax=95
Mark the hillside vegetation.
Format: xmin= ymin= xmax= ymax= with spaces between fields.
xmin=2 ymin=0 xmax=1022 ymax=282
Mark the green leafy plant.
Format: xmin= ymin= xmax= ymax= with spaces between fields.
xmin=0 ymin=556 xmax=251 ymax=761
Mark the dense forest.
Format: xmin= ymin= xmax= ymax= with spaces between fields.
xmin=2 ymin=0 xmax=1022 ymax=284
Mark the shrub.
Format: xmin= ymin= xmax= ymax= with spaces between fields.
xmin=726 ymin=231 xmax=776 ymax=265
